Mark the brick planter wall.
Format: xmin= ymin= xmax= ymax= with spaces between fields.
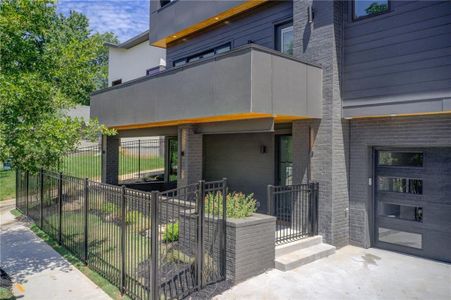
xmin=179 ymin=212 xmax=276 ymax=284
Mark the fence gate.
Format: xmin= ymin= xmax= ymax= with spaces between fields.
xmin=156 ymin=179 xmax=227 ymax=299
xmin=267 ymin=182 xmax=319 ymax=245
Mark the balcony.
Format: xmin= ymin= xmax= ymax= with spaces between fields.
xmin=150 ymin=0 xmax=269 ymax=47
xmin=90 ymin=44 xmax=322 ymax=130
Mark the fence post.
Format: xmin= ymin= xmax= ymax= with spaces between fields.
xmin=267 ymin=185 xmax=274 ymax=216
xmin=221 ymin=178 xmax=227 ymax=279
xmin=196 ymin=180 xmax=205 ymax=289
xmin=39 ymin=169 xmax=44 ymax=228
xmin=83 ymin=178 xmax=89 ymax=263
xmin=138 ymin=139 xmax=141 ymax=179
xmin=150 ymin=191 xmax=159 ymax=300
xmin=120 ymin=185 xmax=126 ymax=295
xmin=314 ymin=183 xmax=319 ymax=235
xmin=25 ymin=170 xmax=29 ymax=216
xmin=15 ymin=170 xmax=19 ymax=210
xmin=58 ymin=172 xmax=63 ymax=244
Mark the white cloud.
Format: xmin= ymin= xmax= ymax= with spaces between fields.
xmin=57 ymin=0 xmax=149 ymax=42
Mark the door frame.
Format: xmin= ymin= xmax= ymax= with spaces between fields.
xmin=371 ymin=146 xmax=426 ymax=253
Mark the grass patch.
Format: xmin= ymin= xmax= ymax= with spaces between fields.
xmin=0 ymin=287 xmax=15 ymax=300
xmin=0 ymin=170 xmax=15 ymax=201
xmin=11 ymin=209 xmax=130 ymax=300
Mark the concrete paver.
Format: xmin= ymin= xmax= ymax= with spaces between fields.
xmin=0 ymin=201 xmax=111 ymax=300
xmin=215 ymin=245 xmax=451 ymax=300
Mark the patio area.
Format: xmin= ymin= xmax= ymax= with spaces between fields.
xmin=214 ymin=245 xmax=451 ymax=300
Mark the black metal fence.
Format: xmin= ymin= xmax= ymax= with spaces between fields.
xmin=16 ymin=169 xmax=226 ymax=300
xmin=267 ymin=182 xmax=319 ymax=245
xmin=57 ymin=138 xmax=165 ymax=183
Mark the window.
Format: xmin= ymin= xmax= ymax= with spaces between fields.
xmin=378 ymin=227 xmax=422 ymax=249
xmin=377 ymin=151 xmax=423 ymax=167
xmin=146 ymin=66 xmax=161 ymax=76
xmin=353 ymin=0 xmax=389 ymax=20
xmin=378 ymin=203 xmax=423 ymax=222
xmin=173 ymin=43 xmax=231 ymax=67
xmin=377 ymin=177 xmax=423 ymax=194
xmin=276 ymin=22 xmax=293 ymax=55
xmin=160 ymin=0 xmax=175 ymax=8
xmin=112 ymin=79 xmax=122 ymax=86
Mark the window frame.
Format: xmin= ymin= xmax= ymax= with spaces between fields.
xmin=275 ymin=20 xmax=293 ymax=55
xmin=111 ymin=79 xmax=122 ymax=86
xmin=352 ymin=0 xmax=391 ymax=21
xmin=172 ymin=42 xmax=232 ymax=67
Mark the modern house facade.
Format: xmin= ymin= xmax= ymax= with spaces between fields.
xmin=91 ymin=0 xmax=451 ymax=263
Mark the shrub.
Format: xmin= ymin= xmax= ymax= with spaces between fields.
xmin=205 ymin=191 xmax=257 ymax=219
xmin=163 ymin=222 xmax=179 ymax=243
xmin=126 ymin=210 xmax=141 ymax=224
xmin=102 ymin=202 xmax=118 ymax=214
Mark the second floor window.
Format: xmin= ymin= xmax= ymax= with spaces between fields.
xmin=353 ymin=0 xmax=389 ymax=20
xmin=276 ymin=22 xmax=293 ymax=56
xmin=173 ymin=43 xmax=231 ymax=67
xmin=112 ymin=79 xmax=122 ymax=86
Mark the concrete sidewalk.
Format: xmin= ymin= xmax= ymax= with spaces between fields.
xmin=0 ymin=200 xmax=110 ymax=300
xmin=215 ymin=245 xmax=451 ymax=300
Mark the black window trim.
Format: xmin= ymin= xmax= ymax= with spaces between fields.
xmin=274 ymin=20 xmax=293 ymax=53
xmin=111 ymin=79 xmax=122 ymax=86
xmin=352 ymin=0 xmax=391 ymax=22
xmin=172 ymin=42 xmax=232 ymax=67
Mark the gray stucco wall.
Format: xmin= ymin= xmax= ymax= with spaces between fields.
xmin=166 ymin=1 xmax=292 ymax=66
xmin=349 ymin=114 xmax=451 ymax=247
xmin=203 ymin=133 xmax=275 ymax=213
xmin=342 ymin=0 xmax=451 ymax=117
xmin=293 ymin=0 xmax=349 ymax=247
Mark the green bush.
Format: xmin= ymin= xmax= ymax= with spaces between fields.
xmin=163 ymin=222 xmax=179 ymax=243
xmin=125 ymin=210 xmax=141 ymax=224
xmin=205 ymin=191 xmax=257 ymax=219
xmin=102 ymin=202 xmax=118 ymax=214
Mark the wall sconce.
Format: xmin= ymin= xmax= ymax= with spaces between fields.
xmin=308 ymin=5 xmax=314 ymax=23
xmin=260 ymin=145 xmax=267 ymax=154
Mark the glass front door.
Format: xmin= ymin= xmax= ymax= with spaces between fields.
xmin=277 ymin=135 xmax=293 ymax=186
xmin=167 ymin=137 xmax=178 ymax=182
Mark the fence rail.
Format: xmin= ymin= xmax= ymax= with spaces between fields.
xmin=267 ymin=182 xmax=319 ymax=245
xmin=16 ymin=169 xmax=227 ymax=300
xmin=57 ymin=138 xmax=165 ymax=183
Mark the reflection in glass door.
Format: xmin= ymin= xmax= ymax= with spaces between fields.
xmin=277 ymin=135 xmax=293 ymax=186
xmin=168 ymin=137 xmax=178 ymax=182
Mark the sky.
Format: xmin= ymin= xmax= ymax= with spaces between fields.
xmin=57 ymin=0 xmax=150 ymax=43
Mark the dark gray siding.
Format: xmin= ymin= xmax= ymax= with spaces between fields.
xmin=166 ymin=1 xmax=292 ymax=67
xmin=203 ymin=133 xmax=275 ymax=213
xmin=343 ymin=1 xmax=451 ymax=116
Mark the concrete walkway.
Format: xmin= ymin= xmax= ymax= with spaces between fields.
xmin=0 ymin=200 xmax=111 ymax=300
xmin=215 ymin=245 xmax=451 ymax=300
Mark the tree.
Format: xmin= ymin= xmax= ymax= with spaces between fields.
xmin=0 ymin=0 xmax=116 ymax=172
xmin=365 ymin=2 xmax=388 ymax=15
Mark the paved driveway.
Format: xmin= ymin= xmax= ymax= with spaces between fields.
xmin=215 ymin=245 xmax=451 ymax=300
xmin=0 ymin=201 xmax=110 ymax=300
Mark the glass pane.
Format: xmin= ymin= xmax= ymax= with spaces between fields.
xmin=377 ymin=177 xmax=423 ymax=194
xmin=215 ymin=44 xmax=231 ymax=54
xmin=354 ymin=0 xmax=389 ymax=18
xmin=174 ymin=59 xmax=186 ymax=67
xmin=201 ymin=51 xmax=215 ymax=59
xmin=378 ymin=203 xmax=423 ymax=222
xmin=168 ymin=138 xmax=178 ymax=181
xmin=281 ymin=26 xmax=293 ymax=55
xmin=377 ymin=151 xmax=423 ymax=167
xmin=278 ymin=136 xmax=293 ymax=186
xmin=378 ymin=227 xmax=422 ymax=249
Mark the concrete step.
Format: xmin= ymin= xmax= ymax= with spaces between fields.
xmin=275 ymin=243 xmax=336 ymax=272
xmin=275 ymin=236 xmax=323 ymax=256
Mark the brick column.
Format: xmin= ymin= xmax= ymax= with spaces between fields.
xmin=101 ymin=135 xmax=119 ymax=185
xmin=293 ymin=0 xmax=349 ymax=247
xmin=292 ymin=121 xmax=311 ymax=184
xmin=177 ymin=126 xmax=203 ymax=187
